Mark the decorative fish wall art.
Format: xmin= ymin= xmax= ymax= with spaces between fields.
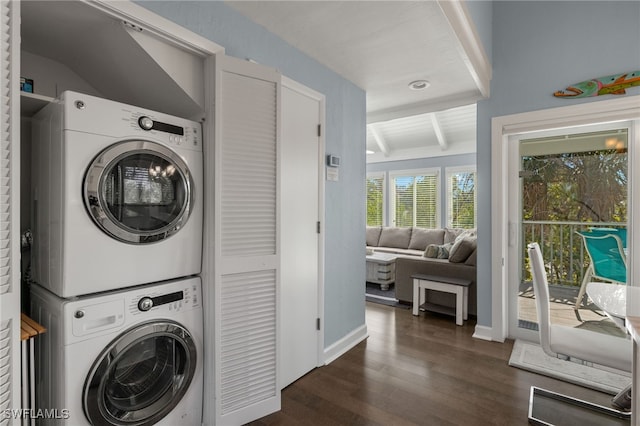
xmin=554 ymin=71 xmax=640 ymax=98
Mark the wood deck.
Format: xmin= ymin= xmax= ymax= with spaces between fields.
xmin=518 ymin=282 xmax=626 ymax=337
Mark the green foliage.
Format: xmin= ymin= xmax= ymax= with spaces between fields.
xmin=522 ymin=149 xmax=627 ymax=223
xmin=521 ymin=146 xmax=627 ymax=286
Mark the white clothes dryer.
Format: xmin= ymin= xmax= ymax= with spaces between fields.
xmin=31 ymin=91 xmax=203 ymax=298
xmin=30 ymin=276 xmax=204 ymax=425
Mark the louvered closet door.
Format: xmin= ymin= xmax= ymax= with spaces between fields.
xmin=0 ymin=1 xmax=22 ymax=424
xmin=214 ymin=55 xmax=281 ymax=425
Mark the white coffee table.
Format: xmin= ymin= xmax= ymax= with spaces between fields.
xmin=365 ymin=252 xmax=396 ymax=290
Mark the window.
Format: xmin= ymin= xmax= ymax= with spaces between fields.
xmin=366 ymin=173 xmax=385 ymax=226
xmin=391 ymin=169 xmax=439 ymax=228
xmin=446 ymin=167 xmax=476 ymax=229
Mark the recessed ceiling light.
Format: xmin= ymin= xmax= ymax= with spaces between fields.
xmin=408 ymin=80 xmax=430 ymax=91
xmin=366 ymin=150 xmax=375 ymax=155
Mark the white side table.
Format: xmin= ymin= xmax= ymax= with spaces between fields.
xmin=412 ymin=274 xmax=471 ymax=326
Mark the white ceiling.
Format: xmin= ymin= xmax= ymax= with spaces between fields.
xmin=226 ymin=0 xmax=489 ymax=162
xmin=367 ymin=103 xmax=477 ymax=162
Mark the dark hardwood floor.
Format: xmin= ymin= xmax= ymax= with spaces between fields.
xmin=250 ymin=301 xmax=613 ymax=425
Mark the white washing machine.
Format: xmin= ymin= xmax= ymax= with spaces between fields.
xmin=31 ymin=91 xmax=203 ymax=298
xmin=30 ymin=276 xmax=203 ymax=425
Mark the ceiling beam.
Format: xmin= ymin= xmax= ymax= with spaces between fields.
xmin=430 ymin=113 xmax=448 ymax=150
xmin=368 ymin=124 xmax=391 ymax=156
xmin=366 ymin=91 xmax=482 ymax=124
xmin=437 ymin=0 xmax=492 ymax=98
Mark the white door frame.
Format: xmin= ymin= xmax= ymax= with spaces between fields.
xmin=506 ymin=121 xmax=634 ymax=342
xmin=490 ymin=96 xmax=640 ymax=342
xmin=91 ymin=0 xmax=224 ymax=56
xmin=281 ymin=76 xmax=326 ymax=368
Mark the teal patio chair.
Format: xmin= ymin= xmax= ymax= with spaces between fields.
xmin=587 ymin=227 xmax=627 ymax=248
xmin=574 ymin=232 xmax=627 ymax=320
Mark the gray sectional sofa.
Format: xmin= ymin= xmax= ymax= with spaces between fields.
xmin=366 ymin=226 xmax=477 ymax=315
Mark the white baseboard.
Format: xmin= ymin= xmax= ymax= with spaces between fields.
xmin=323 ymin=324 xmax=368 ymax=365
xmin=473 ymin=324 xmax=494 ymax=341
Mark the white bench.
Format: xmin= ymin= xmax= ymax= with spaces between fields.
xmin=412 ymin=274 xmax=471 ymax=326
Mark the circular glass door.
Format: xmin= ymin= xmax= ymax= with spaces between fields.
xmin=84 ymin=140 xmax=194 ymax=244
xmin=83 ymin=321 xmax=197 ymax=425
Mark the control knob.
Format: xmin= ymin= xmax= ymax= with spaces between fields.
xmin=138 ymin=116 xmax=153 ymax=131
xmin=138 ymin=297 xmax=154 ymax=311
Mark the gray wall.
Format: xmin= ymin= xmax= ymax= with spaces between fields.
xmin=137 ymin=1 xmax=367 ymax=348
xmin=475 ymin=1 xmax=640 ymax=327
xmin=367 ymin=153 xmax=476 ymax=228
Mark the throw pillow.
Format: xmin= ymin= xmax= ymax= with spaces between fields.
xmin=424 ymin=243 xmax=452 ymax=259
xmin=444 ymin=227 xmax=465 ymax=244
xmin=465 ymin=249 xmax=477 ymax=266
xmin=459 ymin=228 xmax=477 ymax=239
xmin=449 ymin=237 xmax=477 ymax=263
xmin=444 ymin=227 xmax=477 ymax=244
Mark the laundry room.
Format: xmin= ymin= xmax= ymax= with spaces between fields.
xmin=16 ymin=2 xmax=217 ymax=424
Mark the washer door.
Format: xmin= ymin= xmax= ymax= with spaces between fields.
xmin=84 ymin=140 xmax=193 ymax=244
xmin=83 ymin=321 xmax=197 ymax=426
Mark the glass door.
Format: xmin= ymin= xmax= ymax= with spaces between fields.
xmin=85 ymin=140 xmax=194 ymax=244
xmin=84 ymin=321 xmax=197 ymax=425
xmin=508 ymin=122 xmax=630 ymax=341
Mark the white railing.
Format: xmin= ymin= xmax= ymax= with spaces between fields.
xmin=522 ymin=221 xmax=626 ymax=287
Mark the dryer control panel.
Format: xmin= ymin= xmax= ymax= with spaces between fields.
xmin=60 ymin=90 xmax=203 ymax=152
xmin=128 ymin=112 xmax=201 ymax=150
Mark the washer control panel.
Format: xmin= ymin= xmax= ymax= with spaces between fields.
xmin=71 ymin=298 xmax=126 ymax=337
xmin=130 ymin=281 xmax=200 ymax=315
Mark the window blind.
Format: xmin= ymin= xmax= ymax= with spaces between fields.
xmin=448 ymin=171 xmax=476 ymax=229
xmin=392 ymin=172 xmax=438 ymax=228
xmin=366 ymin=175 xmax=384 ymax=226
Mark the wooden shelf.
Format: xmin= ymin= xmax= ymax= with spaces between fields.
xmin=20 ymin=92 xmax=53 ymax=117
xmin=419 ymin=302 xmax=455 ymax=317
xmin=20 ymin=313 xmax=46 ymax=341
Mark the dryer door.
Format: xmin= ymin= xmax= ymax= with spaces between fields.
xmin=83 ymin=321 xmax=197 ymax=426
xmin=84 ymin=140 xmax=194 ymax=244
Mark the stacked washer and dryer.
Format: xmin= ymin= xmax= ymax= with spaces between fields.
xmin=29 ymin=91 xmax=205 ymax=425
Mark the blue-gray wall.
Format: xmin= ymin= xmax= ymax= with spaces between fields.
xmin=475 ymin=1 xmax=640 ymax=327
xmin=465 ymin=1 xmax=492 ymax=64
xmin=137 ymin=1 xmax=367 ymax=348
xmin=367 ymin=153 xmax=476 ymax=228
